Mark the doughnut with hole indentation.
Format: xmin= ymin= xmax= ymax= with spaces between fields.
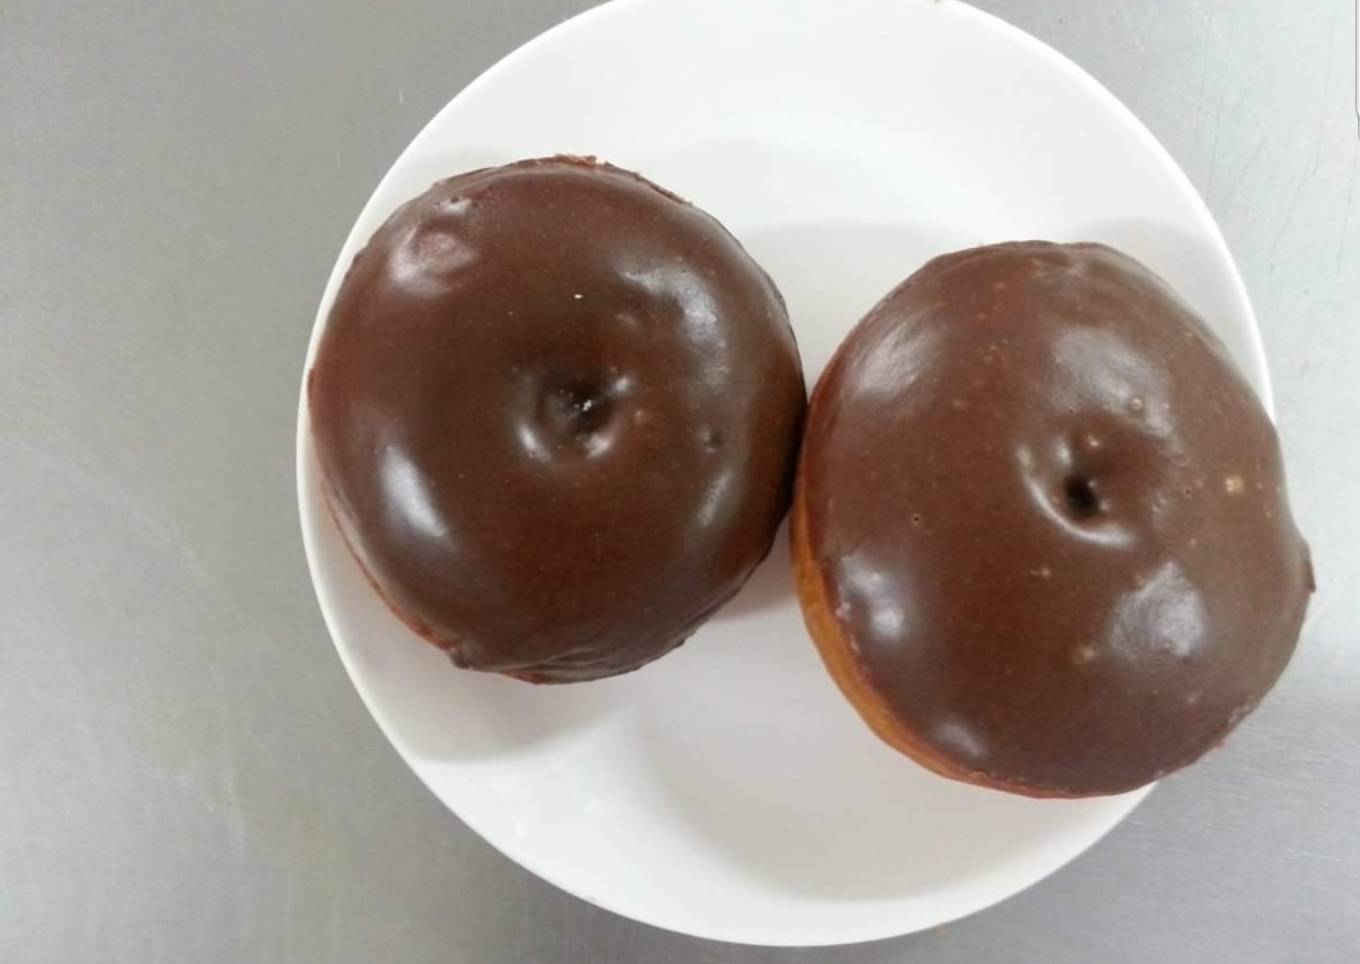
xmin=792 ymin=241 xmax=1312 ymax=796
xmin=310 ymin=157 xmax=805 ymax=683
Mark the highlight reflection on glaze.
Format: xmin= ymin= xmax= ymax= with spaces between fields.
xmin=1108 ymin=562 xmax=1210 ymax=664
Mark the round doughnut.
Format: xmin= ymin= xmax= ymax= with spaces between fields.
xmin=311 ymin=157 xmax=805 ymax=682
xmin=793 ymin=241 xmax=1312 ymax=795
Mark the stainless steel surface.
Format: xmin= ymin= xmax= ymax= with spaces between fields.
xmin=2 ymin=1 xmax=1356 ymax=960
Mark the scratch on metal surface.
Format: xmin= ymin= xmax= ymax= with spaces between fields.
xmin=1285 ymin=846 xmax=1347 ymax=863
xmin=1339 ymin=161 xmax=1357 ymax=270
xmin=1267 ymin=7 xmax=1350 ymax=261
xmin=10 ymin=434 xmax=212 ymax=586
xmin=1111 ymin=0 xmax=1146 ymax=54
xmin=1269 ymin=176 xmax=1311 ymax=262
xmin=1191 ymin=0 xmax=1216 ymax=146
xmin=1205 ymin=8 xmax=1239 ymax=193
xmin=1125 ymin=1 xmax=1171 ymax=111
xmin=211 ymin=661 xmax=256 ymax=951
xmin=1187 ymin=0 xmax=1225 ymax=42
xmin=326 ymin=871 xmax=344 ymax=959
xmin=1311 ymin=9 xmax=1340 ymax=178
xmin=1221 ymin=133 xmax=1268 ymax=207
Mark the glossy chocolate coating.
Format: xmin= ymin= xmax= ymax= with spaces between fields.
xmin=310 ymin=157 xmax=805 ymax=682
xmin=801 ymin=242 xmax=1312 ymax=795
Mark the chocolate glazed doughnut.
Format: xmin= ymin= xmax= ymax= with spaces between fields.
xmin=310 ymin=157 xmax=805 ymax=683
xmin=793 ymin=241 xmax=1312 ymax=796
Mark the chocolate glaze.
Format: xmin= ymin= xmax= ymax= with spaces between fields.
xmin=801 ymin=242 xmax=1312 ymax=795
xmin=310 ymin=157 xmax=805 ymax=682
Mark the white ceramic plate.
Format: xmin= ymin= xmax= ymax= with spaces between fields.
xmin=297 ymin=0 xmax=1269 ymax=946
